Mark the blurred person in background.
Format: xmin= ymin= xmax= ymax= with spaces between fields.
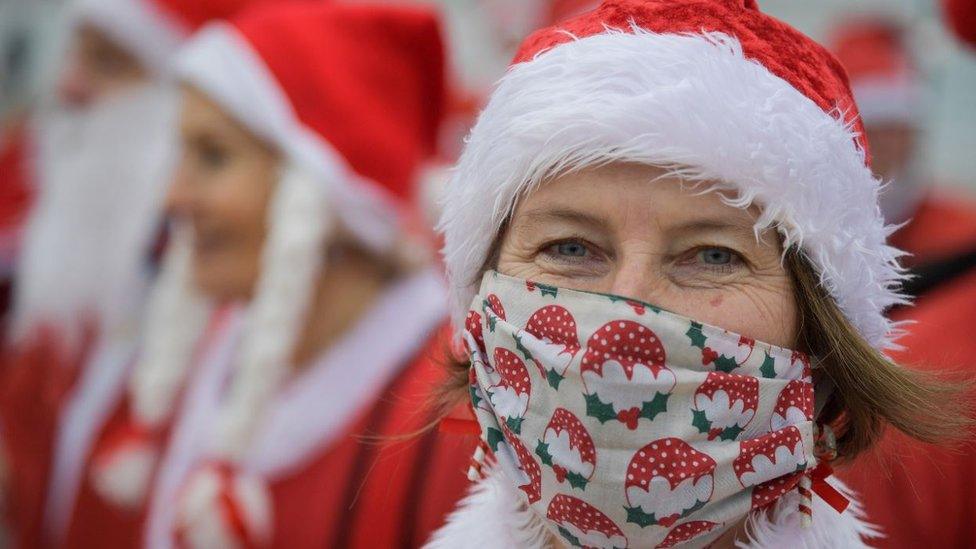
xmin=0 ymin=0 xmax=255 ymax=546
xmin=828 ymin=18 xmax=976 ymax=549
xmin=64 ymin=3 xmax=473 ymax=547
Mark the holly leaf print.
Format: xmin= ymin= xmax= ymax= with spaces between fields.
xmin=469 ymin=384 xmax=483 ymax=409
xmin=538 ymin=283 xmax=559 ymax=298
xmin=535 ymin=440 xmax=554 ymax=466
xmin=624 ymin=505 xmax=658 ymax=528
xmin=557 ymin=526 xmax=584 ymax=548
xmin=546 ymin=368 xmax=564 ymax=390
xmin=506 ymin=416 xmax=524 ymax=435
xmin=720 ymin=424 xmax=744 ymax=441
xmin=713 ymin=354 xmax=739 ymax=373
xmin=691 ymin=409 xmax=711 ymax=435
xmin=640 ymin=392 xmax=669 ymax=421
xmin=514 ymin=334 xmax=534 ymax=361
xmin=760 ymin=352 xmax=776 ymax=379
xmin=566 ymin=471 xmax=589 ymax=490
xmin=686 ymin=322 xmax=707 ymax=349
xmin=486 ymin=312 xmax=499 ymax=332
xmin=584 ymin=392 xmax=618 ymax=424
xmin=486 ymin=427 xmax=505 ymax=452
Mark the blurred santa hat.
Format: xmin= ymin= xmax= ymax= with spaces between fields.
xmin=545 ymin=0 xmax=600 ymax=24
xmin=69 ymin=0 xmax=260 ymax=73
xmin=943 ymin=0 xmax=976 ymax=47
xmin=93 ymin=3 xmax=447 ymax=546
xmin=828 ymin=18 xmax=922 ymax=127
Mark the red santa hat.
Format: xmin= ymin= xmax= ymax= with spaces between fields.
xmin=70 ymin=0 xmax=260 ymax=72
xmin=441 ymin=0 xmax=907 ymax=352
xmin=828 ymin=19 xmax=922 ymax=127
xmin=944 ymin=0 xmax=976 ymax=47
xmin=90 ymin=2 xmax=446 ymax=545
xmin=545 ymin=0 xmax=600 ymax=25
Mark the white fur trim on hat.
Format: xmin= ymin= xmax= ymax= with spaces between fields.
xmin=175 ymin=23 xmax=402 ymax=255
xmin=440 ymin=27 xmax=909 ymax=351
xmin=71 ymin=0 xmax=187 ymax=73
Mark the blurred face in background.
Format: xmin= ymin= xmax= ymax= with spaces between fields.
xmin=168 ymin=86 xmax=280 ymax=302
xmin=56 ymin=23 xmax=148 ymax=109
xmin=866 ymin=122 xmax=918 ymax=185
xmin=865 ymin=121 xmax=923 ymax=224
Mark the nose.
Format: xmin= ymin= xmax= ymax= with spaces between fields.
xmin=165 ymin=160 xmax=194 ymax=220
xmin=608 ymin=254 xmax=668 ymax=305
xmin=56 ymin=60 xmax=94 ymax=109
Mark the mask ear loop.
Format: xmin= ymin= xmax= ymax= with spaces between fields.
xmin=800 ymin=423 xmax=848 ymax=527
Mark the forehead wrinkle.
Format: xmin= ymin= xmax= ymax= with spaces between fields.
xmin=514 ymin=207 xmax=611 ymax=233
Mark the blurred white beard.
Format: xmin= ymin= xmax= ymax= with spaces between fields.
xmin=12 ymin=84 xmax=178 ymax=344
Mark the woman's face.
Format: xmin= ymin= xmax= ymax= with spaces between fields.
xmin=167 ymin=86 xmax=280 ymax=302
xmin=497 ymin=163 xmax=798 ymax=348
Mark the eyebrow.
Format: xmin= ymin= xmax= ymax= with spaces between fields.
xmin=668 ymin=218 xmax=758 ymax=237
xmin=515 ymin=208 xmax=610 ymax=231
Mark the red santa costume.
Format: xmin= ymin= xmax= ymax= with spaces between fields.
xmin=64 ymin=3 xmax=473 ymax=548
xmin=427 ymin=0 xmax=904 ymax=546
xmin=0 ymin=0 xmax=254 ymax=547
xmin=828 ymin=19 xmax=976 ymax=549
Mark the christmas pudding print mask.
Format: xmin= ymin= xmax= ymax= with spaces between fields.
xmin=465 ymin=272 xmax=817 ymax=548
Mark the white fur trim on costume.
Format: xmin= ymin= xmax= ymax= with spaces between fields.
xmin=245 ymin=267 xmax=447 ymax=477
xmin=90 ymin=228 xmax=211 ymax=509
xmin=71 ymin=0 xmax=187 ymax=73
xmin=145 ymin=308 xmax=243 ymax=549
xmin=90 ymin=436 xmax=159 ymax=510
xmin=440 ymin=28 xmax=908 ymax=351
xmin=45 ymin=334 xmax=134 ymax=541
xmin=174 ymin=465 xmax=272 ymax=549
xmin=425 ymin=467 xmax=879 ymax=548
xmin=424 ymin=466 xmax=551 ymax=549
xmin=175 ymin=23 xmax=402 ymax=255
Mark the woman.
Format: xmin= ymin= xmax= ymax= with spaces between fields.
xmin=427 ymin=1 xmax=968 ymax=547
xmin=65 ymin=3 xmax=472 ymax=548
xmin=0 ymin=0 xmax=255 ymax=546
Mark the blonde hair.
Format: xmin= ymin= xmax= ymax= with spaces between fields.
xmin=787 ymin=248 xmax=971 ymax=460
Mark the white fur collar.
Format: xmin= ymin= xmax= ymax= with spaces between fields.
xmin=425 ymin=467 xmax=880 ymax=548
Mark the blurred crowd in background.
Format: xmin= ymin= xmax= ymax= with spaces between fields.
xmin=0 ymin=0 xmax=973 ymax=548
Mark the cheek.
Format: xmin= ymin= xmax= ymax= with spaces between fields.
xmin=674 ymin=284 xmax=798 ymax=348
xmin=191 ymin=171 xmax=273 ymax=300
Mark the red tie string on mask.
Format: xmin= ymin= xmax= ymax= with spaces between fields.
xmin=799 ymin=424 xmax=849 ymax=526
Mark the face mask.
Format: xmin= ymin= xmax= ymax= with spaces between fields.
xmin=464 ymin=272 xmax=820 ymax=548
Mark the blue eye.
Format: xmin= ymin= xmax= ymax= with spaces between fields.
xmin=555 ymin=241 xmax=588 ymax=257
xmin=698 ymin=248 xmax=733 ymax=265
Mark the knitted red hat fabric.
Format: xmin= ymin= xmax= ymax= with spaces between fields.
xmin=522 ymin=0 xmax=869 ymax=157
xmin=440 ymin=0 xmax=907 ymax=351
